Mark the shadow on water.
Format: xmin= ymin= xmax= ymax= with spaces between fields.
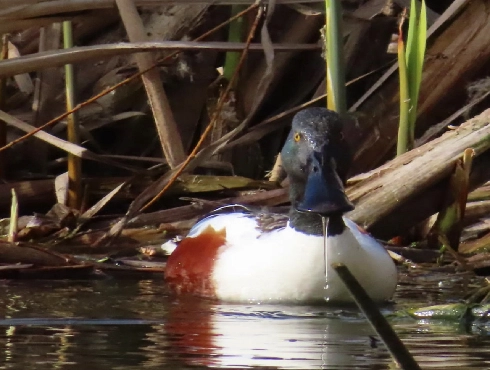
xmin=0 ymin=269 xmax=490 ymax=369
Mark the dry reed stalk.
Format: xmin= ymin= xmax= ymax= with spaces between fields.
xmin=31 ymin=23 xmax=62 ymax=174
xmin=63 ymin=20 xmax=82 ymax=209
xmin=0 ymin=34 xmax=7 ymax=178
xmin=0 ymin=42 xmax=317 ymax=78
xmin=0 ymin=0 xmax=321 ymax=19
xmin=116 ymin=0 xmax=186 ymax=169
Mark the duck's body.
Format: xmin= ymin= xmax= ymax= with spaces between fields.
xmin=165 ymin=212 xmax=397 ymax=303
xmin=164 ymin=108 xmax=398 ymax=304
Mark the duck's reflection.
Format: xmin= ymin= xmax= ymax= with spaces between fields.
xmin=162 ymin=297 xmax=391 ymax=368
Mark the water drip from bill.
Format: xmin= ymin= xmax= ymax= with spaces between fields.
xmin=322 ymin=216 xmax=330 ymax=302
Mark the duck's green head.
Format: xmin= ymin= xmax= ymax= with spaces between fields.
xmin=281 ymin=108 xmax=354 ymax=216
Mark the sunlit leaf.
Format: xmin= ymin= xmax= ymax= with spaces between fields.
xmin=397 ymin=13 xmax=410 ymax=155
xmin=406 ymin=303 xmax=469 ymax=319
xmin=397 ymin=0 xmax=427 ymax=155
xmin=324 ymin=0 xmax=346 ymax=114
xmin=408 ymin=0 xmax=427 ymax=134
xmin=8 ymin=188 xmax=18 ymax=243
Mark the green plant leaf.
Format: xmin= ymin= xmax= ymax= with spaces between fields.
xmin=405 ymin=0 xmax=418 ymax=69
xmin=223 ymin=5 xmax=246 ymax=83
xmin=397 ymin=0 xmax=427 ymax=155
xmin=409 ymin=0 xmax=427 ymax=127
xmin=406 ymin=0 xmax=427 ymax=139
xmin=324 ymin=0 xmax=346 ymax=114
xmin=397 ymin=23 xmax=411 ymax=156
xmin=406 ymin=303 xmax=469 ymax=320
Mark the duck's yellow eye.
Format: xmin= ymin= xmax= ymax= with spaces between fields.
xmin=294 ymin=133 xmax=301 ymax=142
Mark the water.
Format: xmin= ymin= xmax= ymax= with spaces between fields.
xmin=0 ymin=268 xmax=489 ymax=369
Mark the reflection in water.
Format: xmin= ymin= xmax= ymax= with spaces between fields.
xmin=163 ymin=299 xmax=390 ymax=368
xmin=0 ymin=272 xmax=488 ymax=369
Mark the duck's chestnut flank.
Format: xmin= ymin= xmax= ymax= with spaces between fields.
xmin=165 ymin=226 xmax=227 ymax=298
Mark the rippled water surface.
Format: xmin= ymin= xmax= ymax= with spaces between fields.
xmin=0 ymin=268 xmax=489 ymax=369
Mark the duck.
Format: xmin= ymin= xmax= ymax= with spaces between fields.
xmin=164 ymin=107 xmax=397 ymax=304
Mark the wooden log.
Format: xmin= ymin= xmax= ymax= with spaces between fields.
xmin=347 ymin=109 xmax=490 ymax=239
xmin=0 ymin=242 xmax=70 ymax=266
xmin=464 ymin=200 xmax=490 ymax=226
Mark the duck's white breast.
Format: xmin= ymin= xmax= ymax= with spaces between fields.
xmin=208 ymin=214 xmax=326 ymax=303
xmin=322 ymin=218 xmax=398 ymax=302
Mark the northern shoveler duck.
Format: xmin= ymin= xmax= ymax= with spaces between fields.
xmin=164 ymin=108 xmax=397 ymax=303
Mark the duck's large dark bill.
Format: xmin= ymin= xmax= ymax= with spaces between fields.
xmin=296 ymin=154 xmax=354 ymax=216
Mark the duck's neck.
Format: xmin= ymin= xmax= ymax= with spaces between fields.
xmin=289 ymin=210 xmax=346 ymax=236
xmin=287 ymin=180 xmax=321 ymax=234
xmin=326 ymin=214 xmax=345 ymax=236
xmin=288 ymin=209 xmax=323 ymax=235
xmin=288 ymin=182 xmax=347 ymax=236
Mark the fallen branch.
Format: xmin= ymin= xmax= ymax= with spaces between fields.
xmin=348 ymin=109 xmax=490 ymax=238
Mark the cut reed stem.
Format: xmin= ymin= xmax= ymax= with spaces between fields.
xmin=63 ymin=20 xmax=82 ymax=209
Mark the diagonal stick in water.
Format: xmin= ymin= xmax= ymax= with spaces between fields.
xmin=333 ymin=263 xmax=421 ymax=370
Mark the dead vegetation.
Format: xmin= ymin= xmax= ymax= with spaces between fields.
xmin=0 ymin=0 xmax=490 ymax=280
